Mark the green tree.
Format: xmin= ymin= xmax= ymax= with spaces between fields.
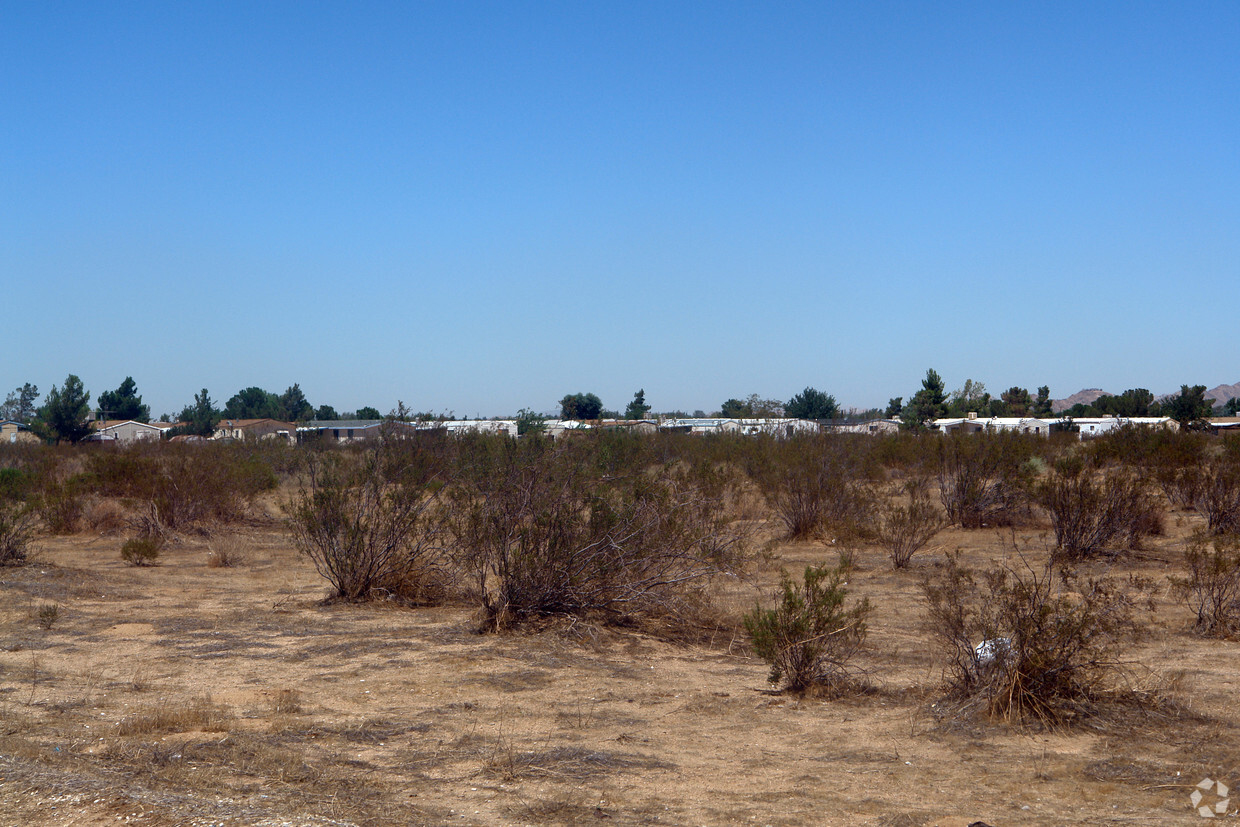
xmin=0 ymin=383 xmax=39 ymax=423
xmin=902 ymin=369 xmax=948 ymax=430
xmin=223 ymin=387 xmax=281 ymax=420
xmin=1224 ymin=398 xmax=1240 ymax=416
xmin=33 ymin=375 xmax=93 ymax=444
xmin=169 ymin=389 xmax=221 ymax=437
xmin=355 ymin=406 xmax=382 ymax=420
xmin=885 ymin=397 xmax=903 ymax=418
xmin=997 ymin=386 xmax=1032 ymax=417
xmin=624 ymin=389 xmax=652 ymax=420
xmin=785 ymin=387 xmax=839 ymax=420
xmin=516 ymin=408 xmax=546 ymax=436
xmin=947 ymin=379 xmax=989 ymax=417
xmin=97 ymin=376 xmax=151 ymax=422
xmin=1162 ymin=385 xmax=1215 ymax=430
xmin=720 ymin=398 xmax=751 ymax=418
xmin=559 ymin=392 xmax=603 ymax=420
xmin=315 ymin=405 xmax=339 ymax=421
xmin=1094 ymin=388 xmax=1153 ymax=417
xmin=279 ymin=383 xmax=314 ymax=422
xmin=1033 ymin=385 xmax=1053 ymax=418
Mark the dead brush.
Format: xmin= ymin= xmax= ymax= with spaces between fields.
xmin=921 ymin=543 xmax=1148 ymax=727
xmin=270 ymin=688 xmax=302 ymax=715
xmin=1172 ymin=532 xmax=1240 ymax=638
xmin=874 ymin=480 xmax=944 ymax=569
xmin=206 ymin=535 xmax=246 ymax=568
xmin=115 ymin=695 xmax=232 ymax=736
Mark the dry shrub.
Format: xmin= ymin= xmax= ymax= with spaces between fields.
xmin=271 ymin=688 xmax=302 ymax=714
xmin=1173 ymin=532 xmax=1240 ymax=638
xmin=450 ymin=438 xmax=749 ymax=631
xmin=88 ymin=444 xmax=277 ymax=537
xmin=1037 ymin=459 xmax=1158 ymax=561
xmin=751 ymin=434 xmax=875 ymax=541
xmin=286 ymin=435 xmax=447 ymax=602
xmin=1196 ymin=460 xmax=1240 ymax=536
xmin=743 ymin=553 xmax=870 ymax=694
xmin=115 ymin=695 xmax=232 ymax=736
xmin=121 ymin=535 xmax=162 ymax=567
xmin=922 ymin=548 xmax=1142 ymax=726
xmin=1157 ymin=465 xmax=1206 ymax=511
xmin=35 ymin=474 xmax=88 ymax=534
xmin=874 ymin=480 xmax=944 ymax=569
xmin=0 ymin=498 xmax=36 ymax=565
xmin=206 ymin=535 xmax=246 ymax=568
xmin=936 ymin=433 xmax=1036 ymax=529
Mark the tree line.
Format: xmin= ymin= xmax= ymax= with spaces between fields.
xmin=4 ymin=371 xmax=1234 ymax=445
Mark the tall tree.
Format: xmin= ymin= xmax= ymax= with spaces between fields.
xmin=97 ymin=376 xmax=151 ymax=422
xmin=279 ymin=383 xmax=314 ymax=422
xmin=998 ymin=386 xmax=1032 ymax=417
xmin=171 ymin=389 xmax=221 ymax=437
xmin=624 ymin=389 xmax=652 ymax=420
xmin=0 ymin=383 xmax=39 ymax=423
xmin=902 ymin=369 xmax=948 ymax=430
xmin=720 ymin=398 xmax=751 ymax=418
xmin=223 ymin=387 xmax=281 ymax=420
xmin=516 ymin=407 xmax=547 ymax=435
xmin=559 ymin=393 xmax=603 ymax=420
xmin=355 ymin=406 xmax=382 ymax=420
xmin=785 ymin=387 xmax=839 ymax=420
xmin=885 ymin=397 xmax=903 ymax=418
xmin=947 ymin=379 xmax=989 ymax=417
xmin=1033 ymin=385 xmax=1053 ymax=418
xmin=33 ymin=375 xmax=93 ymax=444
xmin=1161 ymin=385 xmax=1214 ymax=430
xmin=314 ymin=404 xmax=339 ymax=421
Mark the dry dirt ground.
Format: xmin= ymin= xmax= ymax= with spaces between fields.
xmin=2 ymin=502 xmax=1239 ymax=826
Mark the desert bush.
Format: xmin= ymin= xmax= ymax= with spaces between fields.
xmin=1156 ymin=465 xmax=1206 ymax=511
xmin=34 ymin=473 xmax=88 ymax=534
xmin=121 ymin=535 xmax=162 ymax=566
xmin=751 ymin=434 xmax=876 ymax=541
xmin=922 ymin=550 xmax=1140 ymax=725
xmin=286 ymin=435 xmax=447 ymax=602
xmin=874 ymin=480 xmax=944 ymax=569
xmin=206 ymin=535 xmax=246 ymax=568
xmin=1173 ymin=533 xmax=1240 ymax=638
xmin=0 ymin=498 xmax=36 ymax=565
xmin=1195 ymin=460 xmax=1240 ymax=536
xmin=1036 ymin=460 xmax=1158 ymax=560
xmin=936 ymin=433 xmax=1036 ymax=529
xmin=449 ymin=437 xmax=748 ymax=630
xmin=743 ymin=554 xmax=870 ymax=693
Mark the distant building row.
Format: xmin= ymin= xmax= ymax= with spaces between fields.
xmin=4 ymin=414 xmax=1239 ymax=446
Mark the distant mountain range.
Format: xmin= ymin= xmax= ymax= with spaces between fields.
xmin=1051 ymin=382 xmax=1240 ymax=414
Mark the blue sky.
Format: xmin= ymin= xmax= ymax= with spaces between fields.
xmin=3 ymin=2 xmax=1237 ymax=418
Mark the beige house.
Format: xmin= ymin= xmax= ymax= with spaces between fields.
xmin=213 ymin=419 xmax=296 ymax=443
xmin=1 ymin=420 xmax=38 ymax=444
xmin=88 ymin=420 xmax=165 ymax=444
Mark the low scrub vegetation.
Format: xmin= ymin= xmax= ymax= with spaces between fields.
xmin=1174 ymin=532 xmax=1240 ymax=638
xmin=922 ymin=548 xmax=1143 ymax=725
xmin=1037 ymin=458 xmax=1160 ymax=560
xmin=743 ymin=553 xmax=870 ymax=694
xmin=286 ymin=432 xmax=448 ymax=602
xmin=874 ymin=479 xmax=944 ymax=569
xmin=450 ymin=437 xmax=749 ymax=630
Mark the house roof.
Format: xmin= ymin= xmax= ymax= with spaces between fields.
xmin=299 ymin=420 xmax=385 ymax=430
xmin=90 ymin=420 xmax=163 ymax=431
xmin=216 ymin=418 xmax=294 ymax=428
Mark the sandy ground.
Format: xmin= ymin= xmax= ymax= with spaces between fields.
xmin=2 ymin=506 xmax=1239 ymax=826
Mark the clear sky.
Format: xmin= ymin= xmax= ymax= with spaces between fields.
xmin=3 ymin=2 xmax=1237 ymax=419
